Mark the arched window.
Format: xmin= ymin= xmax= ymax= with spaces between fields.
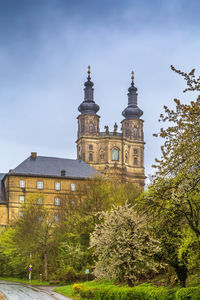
xmin=133 ymin=126 xmax=138 ymax=137
xmin=89 ymin=153 xmax=93 ymax=161
xmin=134 ymin=157 xmax=138 ymax=165
xmin=89 ymin=122 xmax=94 ymax=133
xmin=112 ymin=148 xmax=119 ymax=161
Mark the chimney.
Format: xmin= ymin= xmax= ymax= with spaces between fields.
xmin=61 ymin=170 xmax=66 ymax=176
xmin=31 ymin=152 xmax=37 ymax=159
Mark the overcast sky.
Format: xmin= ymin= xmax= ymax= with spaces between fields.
xmin=0 ymin=0 xmax=199 ymax=177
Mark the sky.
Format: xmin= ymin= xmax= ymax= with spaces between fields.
xmin=0 ymin=0 xmax=200 ymax=178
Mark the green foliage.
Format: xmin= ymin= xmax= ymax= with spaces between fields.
xmin=90 ymin=202 xmax=160 ymax=285
xmin=176 ymin=287 xmax=200 ymax=299
xmin=71 ymin=282 xmax=178 ymax=300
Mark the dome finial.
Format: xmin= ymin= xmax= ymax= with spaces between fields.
xmin=131 ymin=71 xmax=134 ymax=85
xmin=87 ymin=65 xmax=91 ymax=80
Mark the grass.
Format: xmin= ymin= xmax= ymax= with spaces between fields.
xmin=0 ymin=276 xmax=50 ymax=286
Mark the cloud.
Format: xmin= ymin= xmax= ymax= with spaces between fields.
xmin=0 ymin=0 xmax=199 ymax=177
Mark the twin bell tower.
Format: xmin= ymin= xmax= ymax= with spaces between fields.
xmin=76 ymin=66 xmax=145 ymax=186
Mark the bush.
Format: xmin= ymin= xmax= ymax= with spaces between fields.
xmin=76 ymin=283 xmax=177 ymax=300
xmin=79 ymin=287 xmax=99 ymax=299
xmin=176 ymin=287 xmax=200 ymax=299
xmin=72 ymin=283 xmax=83 ymax=294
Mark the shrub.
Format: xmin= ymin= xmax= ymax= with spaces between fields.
xmin=72 ymin=283 xmax=83 ymax=294
xmin=79 ymin=287 xmax=99 ymax=299
xmin=77 ymin=283 xmax=177 ymax=300
xmin=176 ymin=287 xmax=200 ymax=299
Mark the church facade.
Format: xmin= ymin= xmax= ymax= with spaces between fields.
xmin=77 ymin=67 xmax=145 ymax=186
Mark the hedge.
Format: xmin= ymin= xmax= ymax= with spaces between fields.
xmin=73 ymin=283 xmax=178 ymax=300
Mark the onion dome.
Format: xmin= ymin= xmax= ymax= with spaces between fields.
xmin=78 ymin=66 xmax=100 ymax=115
xmin=122 ymin=72 xmax=143 ymax=119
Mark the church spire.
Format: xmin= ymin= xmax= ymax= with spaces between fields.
xmin=78 ymin=66 xmax=100 ymax=115
xmin=122 ymin=71 xmax=143 ymax=119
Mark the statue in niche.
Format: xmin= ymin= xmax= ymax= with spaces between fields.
xmin=113 ymin=122 xmax=118 ymax=135
xmin=104 ymin=125 xmax=109 ymax=135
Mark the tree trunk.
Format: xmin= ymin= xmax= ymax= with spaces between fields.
xmin=44 ymin=253 xmax=48 ymax=280
xmin=174 ymin=264 xmax=188 ymax=287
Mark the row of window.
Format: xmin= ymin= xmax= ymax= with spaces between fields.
xmin=20 ymin=180 xmax=76 ymax=191
xmin=19 ymin=196 xmax=61 ymax=206
xmin=19 ymin=211 xmax=60 ymax=221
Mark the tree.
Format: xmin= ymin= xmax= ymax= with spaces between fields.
xmin=90 ymin=202 xmax=160 ymax=286
xmin=136 ymin=181 xmax=189 ymax=287
xmin=13 ymin=195 xmax=59 ymax=279
xmin=153 ymin=66 xmax=200 ymax=180
xmin=139 ymin=66 xmax=200 ymax=286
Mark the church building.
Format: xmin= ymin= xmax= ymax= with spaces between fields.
xmin=0 ymin=67 xmax=145 ymax=226
xmin=77 ymin=67 xmax=145 ymax=185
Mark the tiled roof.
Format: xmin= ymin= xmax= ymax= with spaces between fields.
xmin=9 ymin=156 xmax=100 ymax=179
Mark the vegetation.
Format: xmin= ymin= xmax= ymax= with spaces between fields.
xmin=90 ymin=202 xmax=160 ymax=285
xmin=0 ymin=179 xmax=141 ymax=283
xmin=1 ymin=66 xmax=200 ymax=298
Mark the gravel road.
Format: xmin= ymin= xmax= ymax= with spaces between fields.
xmin=0 ymin=281 xmax=73 ymax=300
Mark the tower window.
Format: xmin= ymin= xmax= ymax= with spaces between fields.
xmin=80 ymin=119 xmax=85 ymax=133
xmin=100 ymin=153 xmax=104 ymax=160
xmin=112 ymin=148 xmax=119 ymax=161
xmin=134 ymin=148 xmax=138 ymax=155
xmin=133 ymin=126 xmax=138 ymax=137
xmin=89 ymin=153 xmax=93 ymax=161
xmin=89 ymin=144 xmax=93 ymax=150
xmin=89 ymin=122 xmax=94 ymax=133
xmin=134 ymin=157 xmax=138 ymax=165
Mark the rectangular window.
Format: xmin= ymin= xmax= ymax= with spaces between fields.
xmin=20 ymin=180 xmax=25 ymax=188
xmin=37 ymin=181 xmax=43 ymax=189
xmin=55 ymin=182 xmax=61 ymax=190
xmin=19 ymin=196 xmax=25 ymax=203
xmin=134 ymin=149 xmax=138 ymax=155
xmin=55 ymin=214 xmax=59 ymax=222
xmin=71 ymin=183 xmax=76 ymax=191
xmin=37 ymin=198 xmax=43 ymax=205
xmin=55 ymin=198 xmax=61 ymax=206
xmin=19 ymin=211 xmax=23 ymax=218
